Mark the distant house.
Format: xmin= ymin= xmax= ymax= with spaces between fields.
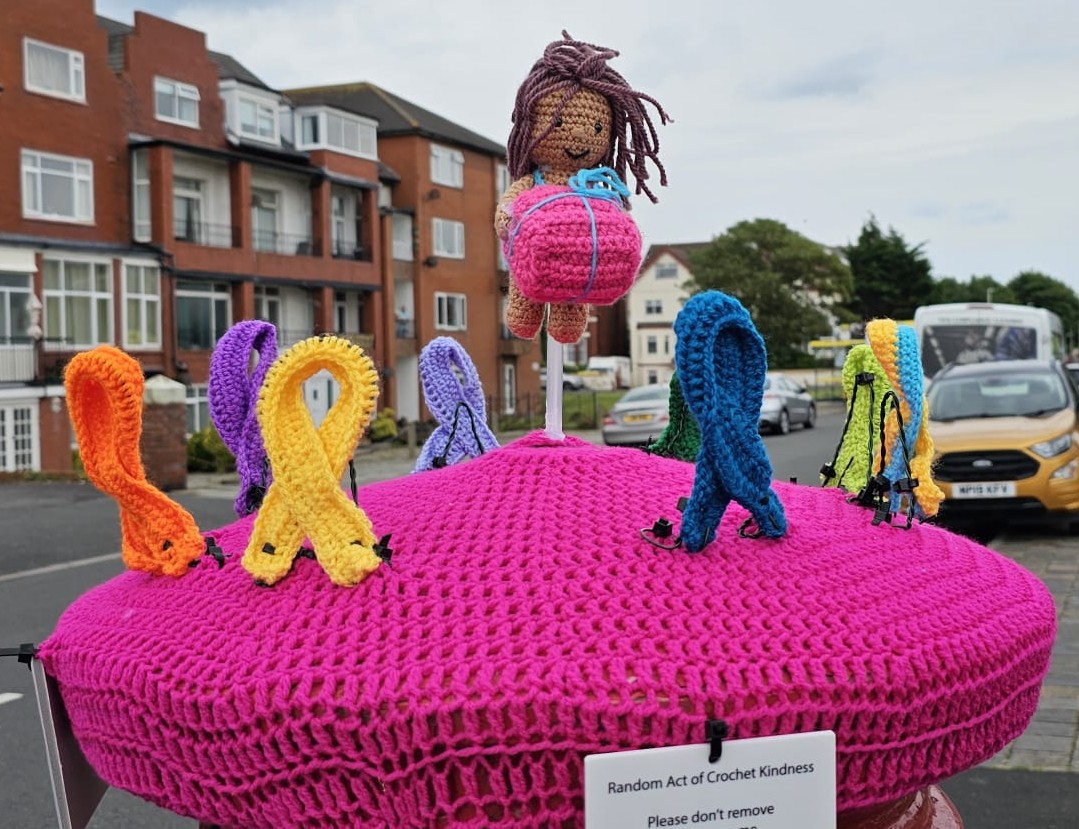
xmin=628 ymin=243 xmax=709 ymax=386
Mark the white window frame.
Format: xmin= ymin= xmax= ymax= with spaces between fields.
xmin=239 ymin=97 xmax=278 ymax=143
xmin=131 ymin=149 xmax=151 ymax=242
xmin=175 ymin=281 xmax=231 ymax=350
xmin=392 ymin=214 xmax=413 ymax=261
xmin=42 ymin=256 xmax=113 ymax=349
xmin=295 ymin=108 xmax=378 ymax=160
xmin=644 ymin=299 xmax=663 ymax=315
xmin=0 ymin=273 xmax=34 ymax=344
xmin=21 ymin=150 xmax=94 ymax=224
xmin=23 ymin=38 xmax=85 ymax=103
xmin=254 ymin=285 xmax=281 ymax=327
xmin=435 ymin=292 xmax=467 ymax=331
xmin=646 ymin=335 xmax=658 ymax=355
xmin=432 ymin=218 xmax=465 ymax=259
xmin=0 ymin=403 xmax=40 ymax=472
xmin=331 ymin=195 xmax=347 ymax=255
xmin=655 ymin=262 xmax=678 ymax=279
xmin=430 ymin=144 xmax=464 ymax=188
xmin=251 ymin=188 xmax=279 ymax=252
xmin=185 ymin=383 xmax=210 ymax=437
xmin=121 ymin=261 xmax=161 ymax=350
xmin=153 ymin=76 xmax=200 ymax=127
xmin=173 ymin=176 xmax=204 ymax=243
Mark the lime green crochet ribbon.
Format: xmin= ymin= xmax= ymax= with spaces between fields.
xmin=820 ymin=344 xmax=893 ymax=493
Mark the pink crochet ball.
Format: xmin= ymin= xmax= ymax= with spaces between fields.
xmin=504 ymin=183 xmax=642 ymax=305
xmin=39 ymin=433 xmax=1055 ymax=828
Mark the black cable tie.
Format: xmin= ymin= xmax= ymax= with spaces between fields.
xmin=893 ymin=477 xmax=919 ymax=493
xmin=819 ymin=463 xmax=836 ymax=480
xmin=706 ymin=719 xmax=729 ymax=763
xmin=373 ymin=534 xmax=394 ymax=566
xmin=872 ymin=502 xmax=893 ymax=526
xmin=738 ymin=518 xmax=763 ymax=539
xmin=261 ymin=542 xmax=276 ymax=555
xmin=296 ymin=546 xmax=316 ymax=560
xmin=650 ymin=518 xmax=674 ymax=539
xmin=349 ymin=459 xmax=359 ymax=507
xmin=0 ymin=643 xmax=38 ymax=669
xmin=855 ymin=372 xmax=876 ymax=385
xmin=676 ymin=495 xmax=689 ymax=512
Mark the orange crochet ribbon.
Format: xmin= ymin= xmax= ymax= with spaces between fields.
xmin=242 ymin=336 xmax=382 ymax=587
xmin=64 ymin=346 xmax=204 ymax=577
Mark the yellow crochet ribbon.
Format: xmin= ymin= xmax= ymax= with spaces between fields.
xmin=866 ymin=319 xmax=944 ymax=517
xmin=64 ymin=346 xmax=204 ymax=577
xmin=243 ymin=336 xmax=382 ymax=587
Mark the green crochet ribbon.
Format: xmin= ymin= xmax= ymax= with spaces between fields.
xmin=647 ymin=373 xmax=701 ymax=462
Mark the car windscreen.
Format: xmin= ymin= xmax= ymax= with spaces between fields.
xmin=618 ymin=386 xmax=668 ymax=404
xmin=920 ymin=324 xmax=1037 ymax=377
xmin=927 ymin=372 xmax=1068 ymax=421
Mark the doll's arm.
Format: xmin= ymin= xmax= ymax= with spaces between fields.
xmin=494 ymin=175 xmax=535 ymax=239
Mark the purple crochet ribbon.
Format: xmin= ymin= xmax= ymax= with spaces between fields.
xmin=208 ymin=320 xmax=278 ymax=516
xmin=414 ymin=337 xmax=499 ymax=473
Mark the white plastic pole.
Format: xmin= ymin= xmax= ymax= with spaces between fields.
xmin=544 ymin=331 xmax=565 ymax=440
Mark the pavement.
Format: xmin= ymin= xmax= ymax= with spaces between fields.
xmin=182 ymin=429 xmax=1079 ymax=825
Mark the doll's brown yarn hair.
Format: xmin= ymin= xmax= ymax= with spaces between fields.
xmin=507 ymin=30 xmax=672 ymax=202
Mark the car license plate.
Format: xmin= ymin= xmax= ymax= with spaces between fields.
xmin=622 ymin=413 xmax=653 ymax=423
xmin=951 ymin=481 xmax=1016 ymax=498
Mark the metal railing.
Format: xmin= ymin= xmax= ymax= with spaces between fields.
xmin=253 ymin=230 xmax=317 ymax=256
xmin=332 ymin=241 xmax=372 ymax=262
xmin=0 ymin=337 xmax=35 ymax=383
xmin=174 ymin=222 xmax=236 ymax=248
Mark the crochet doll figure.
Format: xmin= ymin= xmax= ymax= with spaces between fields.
xmin=496 ymin=31 xmax=671 ymax=343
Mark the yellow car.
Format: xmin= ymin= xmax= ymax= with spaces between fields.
xmin=926 ymin=359 xmax=1079 ymax=531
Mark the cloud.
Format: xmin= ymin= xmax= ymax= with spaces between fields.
xmin=766 ymin=51 xmax=878 ymax=100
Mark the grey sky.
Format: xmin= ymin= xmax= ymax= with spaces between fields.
xmin=95 ymin=0 xmax=1079 ymax=292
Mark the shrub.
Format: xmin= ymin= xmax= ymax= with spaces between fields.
xmin=368 ymin=407 xmax=398 ymax=442
xmin=187 ymin=426 xmax=236 ymax=473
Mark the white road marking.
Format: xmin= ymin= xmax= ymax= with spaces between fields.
xmin=0 ymin=693 xmax=23 ymax=706
xmin=0 ymin=552 xmax=122 ymax=584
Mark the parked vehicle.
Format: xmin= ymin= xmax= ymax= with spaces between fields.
xmin=586 ymin=355 xmax=632 ymax=390
xmin=926 ymin=359 xmax=1079 ymax=531
xmin=759 ymin=373 xmax=816 ymax=435
xmin=914 ymin=302 xmax=1064 ymax=378
xmin=539 ymin=369 xmax=585 ymax=391
xmin=601 ymin=383 xmax=669 ymax=446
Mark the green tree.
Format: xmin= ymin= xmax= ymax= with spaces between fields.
xmin=843 ymin=216 xmax=933 ymax=320
xmin=1008 ymin=270 xmax=1079 ymax=335
xmin=928 ymin=275 xmax=1014 ymax=305
xmin=686 ymin=219 xmax=852 ymax=367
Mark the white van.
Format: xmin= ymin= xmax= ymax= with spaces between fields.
xmin=585 ymin=356 xmax=632 ymax=390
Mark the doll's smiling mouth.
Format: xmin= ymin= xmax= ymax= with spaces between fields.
xmin=564 ymin=148 xmax=589 ymax=160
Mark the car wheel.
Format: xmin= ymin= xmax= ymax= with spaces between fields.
xmin=804 ymin=403 xmax=816 ymax=429
xmin=778 ymin=409 xmax=790 ymax=435
xmin=563 ymin=381 xmax=576 ymax=391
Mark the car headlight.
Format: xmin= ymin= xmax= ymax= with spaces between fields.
xmin=1030 ymin=433 xmax=1072 ymax=458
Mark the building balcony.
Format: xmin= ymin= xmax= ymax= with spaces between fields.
xmin=174 ymin=222 xmax=236 ymax=248
xmin=498 ymin=335 xmax=534 ymax=357
xmin=253 ymin=230 xmax=318 ymax=257
xmin=276 ymin=328 xmax=316 ymax=349
xmin=0 ymin=339 xmax=35 ymax=383
xmin=332 ymin=241 xmax=372 ymax=262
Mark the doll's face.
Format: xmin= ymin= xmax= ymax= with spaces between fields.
xmin=530 ymin=88 xmax=612 ymax=171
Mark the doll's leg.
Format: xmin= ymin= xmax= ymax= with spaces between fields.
xmin=547 ymin=303 xmax=590 ymax=344
xmin=505 ymin=281 xmax=545 ymax=339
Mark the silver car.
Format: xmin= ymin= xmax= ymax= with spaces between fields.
xmin=602 ymin=383 xmax=670 ymax=446
xmin=760 ymin=373 xmax=816 ymax=434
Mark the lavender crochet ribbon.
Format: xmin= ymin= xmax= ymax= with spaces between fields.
xmin=414 ymin=337 xmax=499 ymax=473
xmin=208 ymin=320 xmax=278 ymax=516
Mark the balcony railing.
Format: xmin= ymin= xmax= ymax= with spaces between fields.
xmin=332 ymin=241 xmax=372 ymax=262
xmin=275 ymin=328 xmax=316 ymax=349
xmin=174 ymin=222 xmax=235 ymax=248
xmin=0 ymin=337 xmax=36 ymax=383
xmin=253 ymin=230 xmax=317 ymax=256
xmin=395 ymin=319 xmax=415 ymax=339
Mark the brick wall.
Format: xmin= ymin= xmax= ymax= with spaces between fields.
xmin=37 ymin=394 xmax=74 ymax=473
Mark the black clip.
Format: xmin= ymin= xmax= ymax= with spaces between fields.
xmin=893 ymin=477 xmax=919 ymax=493
xmin=0 ymin=643 xmax=37 ymax=670
xmin=205 ymin=536 xmax=226 ymax=568
xmin=705 ymin=719 xmax=729 ymax=763
xmin=676 ymin=496 xmax=689 ymax=512
xmin=373 ymin=534 xmax=394 ymax=566
xmin=872 ymin=502 xmax=893 ymax=526
xmin=296 ymin=546 xmax=316 ymax=560
xmin=639 ymin=519 xmax=683 ymax=551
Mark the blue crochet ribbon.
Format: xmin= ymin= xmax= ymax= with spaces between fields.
xmin=507 ymin=166 xmax=631 ymax=303
xmin=414 ymin=337 xmax=499 ymax=472
xmin=882 ymin=325 xmax=926 ymax=515
xmin=208 ymin=320 xmax=278 ymax=516
xmin=674 ymin=292 xmax=787 ymax=551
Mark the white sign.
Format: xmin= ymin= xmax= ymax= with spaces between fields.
xmin=585 ymin=731 xmax=835 ymax=829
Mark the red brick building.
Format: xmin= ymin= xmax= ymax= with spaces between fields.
xmin=0 ymin=0 xmax=557 ymax=472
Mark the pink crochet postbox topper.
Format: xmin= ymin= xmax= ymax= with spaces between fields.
xmin=39 ymin=433 xmax=1056 ymax=829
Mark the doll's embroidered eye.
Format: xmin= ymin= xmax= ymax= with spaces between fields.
xmin=594 ymin=122 xmax=603 ymax=135
xmin=554 ymin=116 xmax=563 ymax=128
